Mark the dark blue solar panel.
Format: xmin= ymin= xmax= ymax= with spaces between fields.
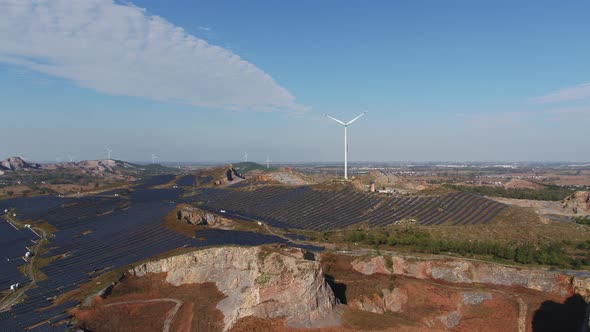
xmin=0 ymin=175 xmax=317 ymax=330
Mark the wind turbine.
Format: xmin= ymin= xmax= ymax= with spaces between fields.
xmin=151 ymin=153 xmax=158 ymax=164
xmin=324 ymin=111 xmax=367 ymax=180
xmin=244 ymin=152 xmax=248 ymax=163
xmin=67 ymin=154 xmax=76 ymax=162
xmin=265 ymin=156 xmax=272 ymax=169
xmin=106 ymin=147 xmax=112 ymax=160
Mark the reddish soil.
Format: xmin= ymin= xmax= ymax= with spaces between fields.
xmin=75 ymin=300 xmax=174 ymax=332
xmin=73 ymin=273 xmax=226 ymax=332
xmin=320 ymin=253 xmax=583 ymax=332
xmin=74 ymin=254 xmax=586 ymax=332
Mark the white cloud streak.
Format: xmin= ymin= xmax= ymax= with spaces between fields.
xmin=532 ymin=83 xmax=590 ymax=104
xmin=0 ymin=0 xmax=305 ymax=112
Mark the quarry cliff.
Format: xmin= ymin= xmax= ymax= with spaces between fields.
xmin=350 ymin=254 xmax=590 ymax=297
xmin=129 ymin=246 xmax=338 ymax=331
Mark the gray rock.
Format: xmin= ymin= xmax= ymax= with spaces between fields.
xmin=462 ymin=291 xmax=492 ymax=305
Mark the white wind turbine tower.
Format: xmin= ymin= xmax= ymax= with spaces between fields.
xmin=151 ymin=153 xmax=158 ymax=164
xmin=67 ymin=154 xmax=76 ymax=162
xmin=324 ymin=111 xmax=367 ymax=180
xmin=265 ymin=156 xmax=272 ymax=169
xmin=106 ymin=147 xmax=112 ymax=160
xmin=244 ymin=152 xmax=248 ymax=163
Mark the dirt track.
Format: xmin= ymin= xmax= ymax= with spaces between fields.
xmin=104 ymin=298 xmax=183 ymax=332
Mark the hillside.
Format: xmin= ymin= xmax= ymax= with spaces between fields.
xmin=0 ymin=157 xmax=40 ymax=172
xmin=0 ymin=157 xmax=179 ymax=198
xmin=196 ymin=184 xmax=509 ymax=231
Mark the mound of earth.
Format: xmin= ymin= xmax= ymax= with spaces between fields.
xmin=176 ymin=206 xmax=231 ymax=227
xmin=504 ymin=179 xmax=543 ymax=190
xmin=362 ymin=170 xmax=400 ymax=186
xmin=0 ymin=156 xmax=40 ymax=172
xmin=562 ymin=191 xmax=590 ymax=214
xmin=197 ymin=164 xmax=247 ymax=187
xmin=265 ymin=170 xmax=310 ymax=185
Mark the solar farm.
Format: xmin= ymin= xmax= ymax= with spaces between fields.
xmin=0 ymin=220 xmax=37 ymax=292
xmin=0 ymin=168 xmax=515 ymax=331
xmin=197 ymin=185 xmax=508 ymax=231
xmin=0 ymin=175 xmax=312 ymax=331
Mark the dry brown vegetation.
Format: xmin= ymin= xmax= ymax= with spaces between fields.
xmin=422 ymin=206 xmax=590 ymax=244
xmin=74 ymin=273 xmax=226 ymax=332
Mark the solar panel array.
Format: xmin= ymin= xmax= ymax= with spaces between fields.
xmin=198 ymin=186 xmax=508 ymax=231
xmin=0 ymin=175 xmax=316 ymax=331
xmin=0 ymin=220 xmax=37 ymax=291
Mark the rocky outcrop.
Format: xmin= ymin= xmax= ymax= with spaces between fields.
xmin=129 ymin=246 xmax=338 ymax=331
xmin=437 ymin=311 xmax=461 ymax=329
xmin=0 ymin=157 xmax=40 ymax=172
xmin=461 ymin=291 xmax=492 ymax=305
xmin=177 ymin=206 xmax=221 ymax=226
xmin=351 ymin=256 xmax=392 ymax=275
xmin=349 ymin=288 xmax=408 ymax=314
xmin=351 ymin=255 xmax=590 ymax=298
xmin=562 ymin=191 xmax=590 ymax=214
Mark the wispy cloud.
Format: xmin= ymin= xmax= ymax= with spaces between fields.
xmin=532 ymin=83 xmax=590 ymax=104
xmin=0 ymin=0 xmax=305 ymax=112
xmin=198 ymin=26 xmax=211 ymax=32
xmin=457 ymin=111 xmax=531 ymax=127
xmin=547 ymin=106 xmax=590 ymax=116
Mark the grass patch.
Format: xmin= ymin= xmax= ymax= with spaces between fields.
xmin=444 ymin=183 xmax=575 ymax=201
xmin=337 ymin=226 xmax=590 ymax=269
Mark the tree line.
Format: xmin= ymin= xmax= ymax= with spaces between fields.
xmin=343 ymin=228 xmax=587 ymax=269
xmin=443 ymin=184 xmax=574 ymax=201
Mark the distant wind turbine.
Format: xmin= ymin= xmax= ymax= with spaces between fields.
xmin=244 ymin=152 xmax=248 ymax=163
xmin=265 ymin=156 xmax=272 ymax=169
xmin=67 ymin=154 xmax=76 ymax=162
xmin=151 ymin=153 xmax=158 ymax=164
xmin=106 ymin=147 xmax=112 ymax=160
xmin=324 ymin=111 xmax=367 ymax=180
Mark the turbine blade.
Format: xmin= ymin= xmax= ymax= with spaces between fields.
xmin=324 ymin=114 xmax=346 ymax=125
xmin=346 ymin=111 xmax=367 ymax=125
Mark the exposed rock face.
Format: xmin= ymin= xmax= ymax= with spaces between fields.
xmin=352 ymin=256 xmax=392 ymax=275
xmin=573 ymin=277 xmax=590 ymax=299
xmin=437 ymin=311 xmax=461 ymax=329
xmin=129 ymin=246 xmax=338 ymax=331
xmin=0 ymin=157 xmax=40 ymax=171
xmin=461 ymin=291 xmax=492 ymax=305
xmin=177 ymin=206 xmax=220 ymax=226
xmin=351 ymin=255 xmax=590 ymax=297
xmin=562 ymin=191 xmax=590 ymax=214
xmin=349 ymin=288 xmax=408 ymax=314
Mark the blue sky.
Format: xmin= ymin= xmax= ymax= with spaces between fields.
xmin=0 ymin=0 xmax=589 ymax=162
